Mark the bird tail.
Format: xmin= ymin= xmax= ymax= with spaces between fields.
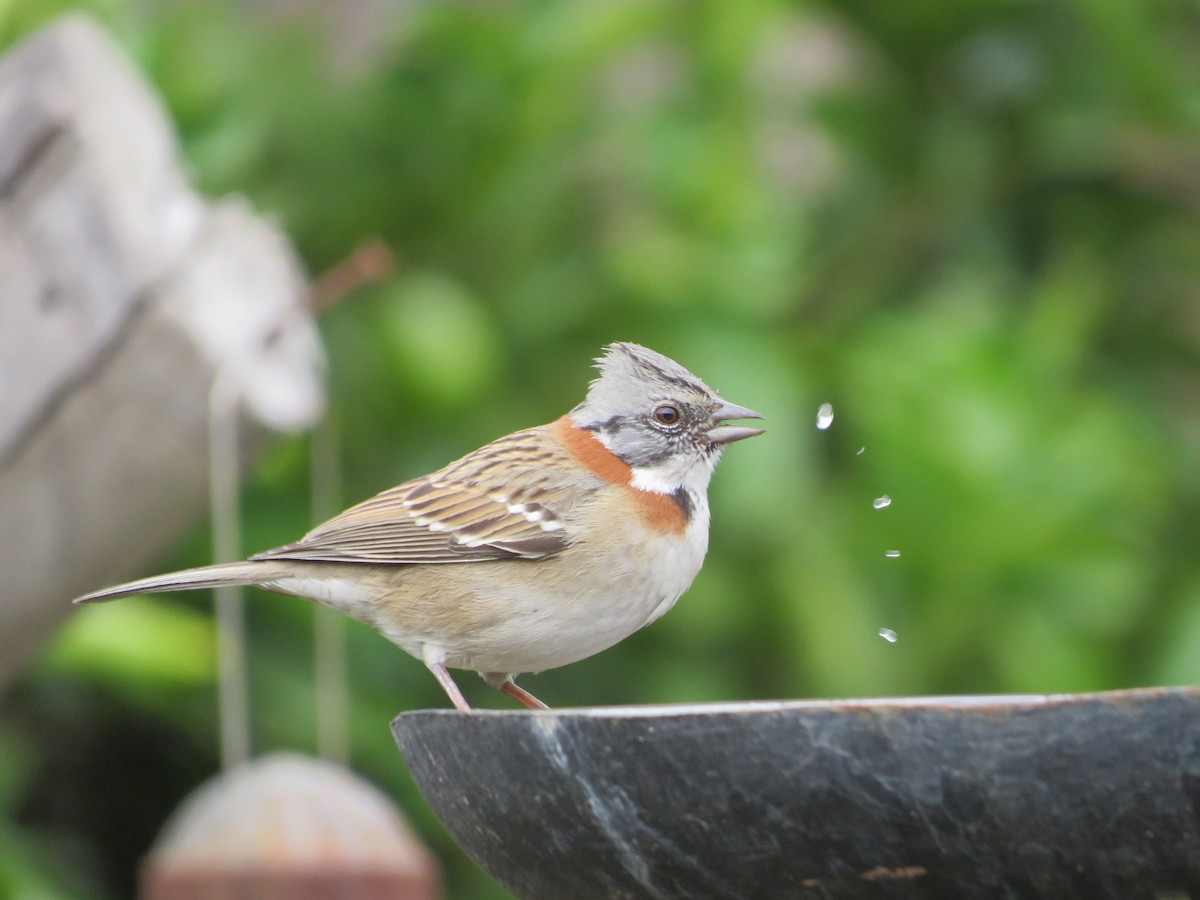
xmin=73 ymin=561 xmax=277 ymax=604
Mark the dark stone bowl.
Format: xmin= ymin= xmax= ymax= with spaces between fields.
xmin=392 ymin=687 xmax=1200 ymax=899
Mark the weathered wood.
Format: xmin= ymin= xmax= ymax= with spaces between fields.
xmin=0 ymin=15 xmax=324 ymax=688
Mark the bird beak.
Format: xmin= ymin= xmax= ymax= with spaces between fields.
xmin=706 ymin=400 xmax=765 ymax=445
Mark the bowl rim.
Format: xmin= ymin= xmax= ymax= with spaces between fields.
xmin=394 ymin=684 xmax=1199 ymax=721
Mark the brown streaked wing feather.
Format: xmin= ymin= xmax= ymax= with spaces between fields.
xmin=252 ymin=427 xmax=579 ymax=566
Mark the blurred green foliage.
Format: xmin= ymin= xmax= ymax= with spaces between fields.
xmin=4 ymin=0 xmax=1200 ymax=897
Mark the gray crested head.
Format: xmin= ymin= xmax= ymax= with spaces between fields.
xmin=570 ymin=342 xmax=764 ymax=490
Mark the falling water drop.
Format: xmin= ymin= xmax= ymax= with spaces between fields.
xmin=816 ymin=402 xmax=834 ymax=430
xmin=856 ymin=447 xmax=865 ymax=456
xmin=872 ymin=495 xmax=892 ymax=510
xmin=885 ymin=550 xmax=902 ymax=558
xmin=878 ymin=628 xmax=898 ymax=643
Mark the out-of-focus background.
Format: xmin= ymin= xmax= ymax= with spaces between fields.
xmin=3 ymin=1 xmax=1200 ymax=897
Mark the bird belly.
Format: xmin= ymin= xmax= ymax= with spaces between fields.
xmin=409 ymin=515 xmax=710 ymax=675
xmin=260 ymin=510 xmax=711 ymax=678
xmin=357 ymin=513 xmax=710 ymax=676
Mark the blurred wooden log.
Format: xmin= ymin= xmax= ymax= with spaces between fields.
xmin=140 ymin=753 xmax=442 ymax=899
xmin=0 ymin=14 xmax=324 ymax=689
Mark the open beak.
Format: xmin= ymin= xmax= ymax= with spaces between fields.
xmin=705 ymin=400 xmax=765 ymax=445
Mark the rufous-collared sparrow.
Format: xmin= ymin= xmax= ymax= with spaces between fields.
xmin=74 ymin=342 xmax=764 ymax=711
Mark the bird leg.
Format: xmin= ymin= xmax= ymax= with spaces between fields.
xmin=427 ymin=661 xmax=472 ymax=712
xmin=500 ymin=679 xmax=550 ymax=710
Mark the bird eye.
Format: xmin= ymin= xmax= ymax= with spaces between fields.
xmin=653 ymin=405 xmax=680 ymax=426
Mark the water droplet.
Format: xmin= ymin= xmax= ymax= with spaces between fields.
xmin=872 ymin=495 xmax=892 ymax=509
xmin=856 ymin=447 xmax=865 ymax=456
xmin=885 ymin=550 xmax=902 ymax=558
xmin=816 ymin=402 xmax=834 ymax=430
xmin=878 ymin=627 xmax=898 ymax=643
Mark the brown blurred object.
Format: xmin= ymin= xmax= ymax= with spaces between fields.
xmin=308 ymin=239 xmax=395 ymax=314
xmin=140 ymin=753 xmax=441 ymax=900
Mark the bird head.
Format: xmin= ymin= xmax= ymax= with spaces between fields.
xmin=570 ymin=342 xmax=764 ymax=495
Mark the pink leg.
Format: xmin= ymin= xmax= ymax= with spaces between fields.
xmin=427 ymin=661 xmax=472 ymax=712
xmin=500 ymin=679 xmax=550 ymax=710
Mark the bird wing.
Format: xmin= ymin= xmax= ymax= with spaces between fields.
xmin=252 ymin=427 xmax=577 ymax=565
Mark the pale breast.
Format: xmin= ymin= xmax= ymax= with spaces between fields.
xmin=263 ymin=480 xmax=713 ymax=678
xmin=360 ymin=487 xmax=705 ymax=676
xmin=408 ymin=486 xmax=712 ymax=675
